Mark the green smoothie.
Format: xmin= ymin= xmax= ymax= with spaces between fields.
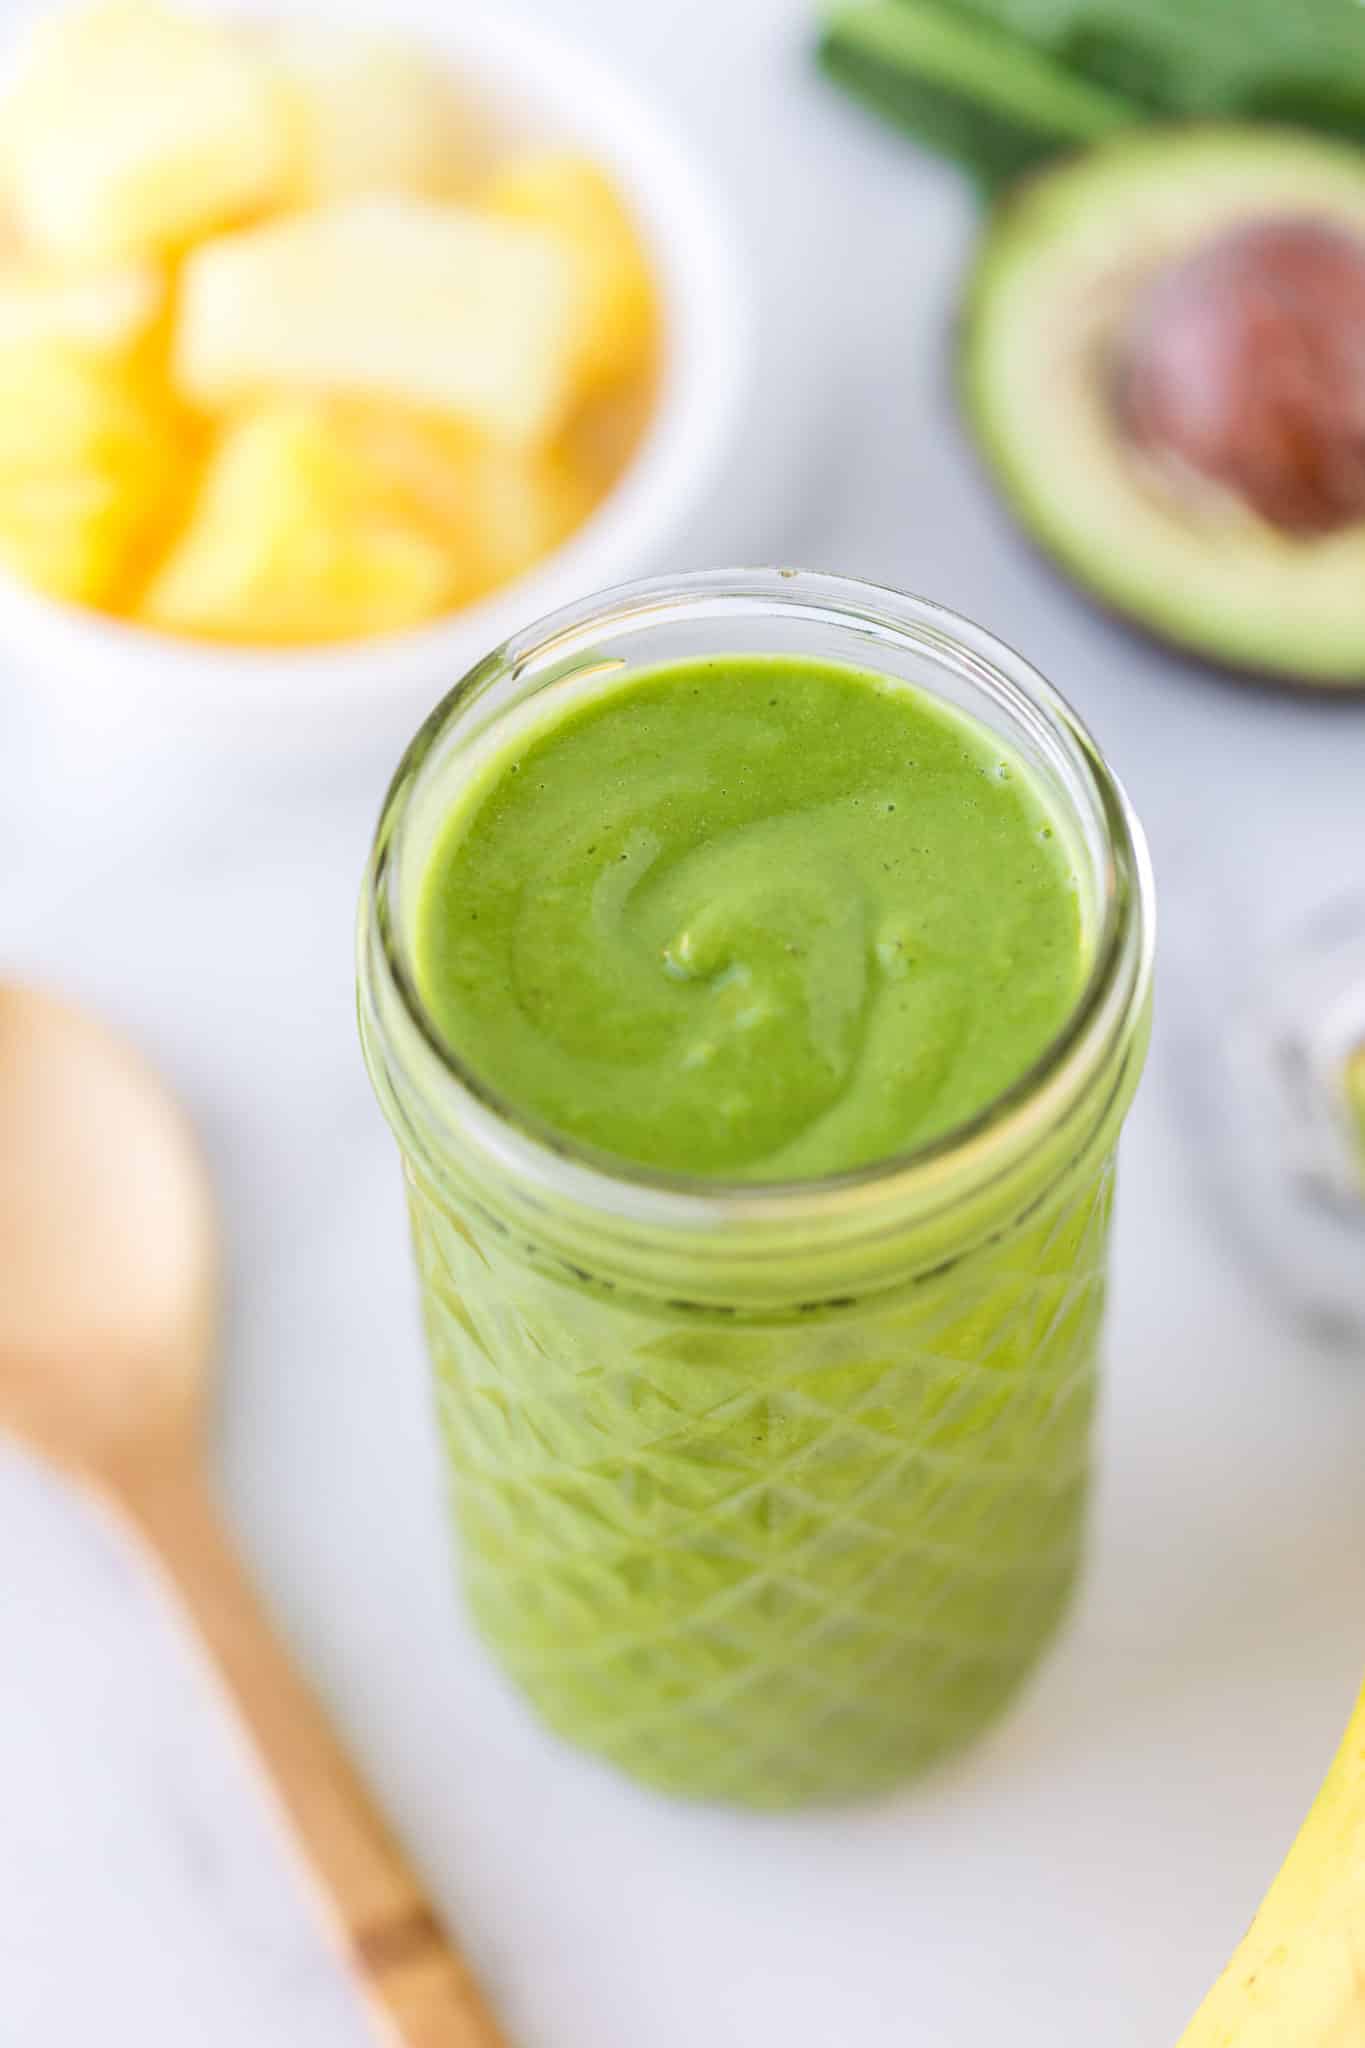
xmin=416 ymin=655 xmax=1086 ymax=1178
xmin=360 ymin=589 xmax=1152 ymax=1809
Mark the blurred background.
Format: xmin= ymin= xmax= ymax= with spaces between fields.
xmin=2 ymin=0 xmax=1365 ymax=2042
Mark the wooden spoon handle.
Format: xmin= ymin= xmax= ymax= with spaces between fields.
xmin=115 ymin=1457 xmax=507 ymax=2048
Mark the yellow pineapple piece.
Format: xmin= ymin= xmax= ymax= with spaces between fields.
xmin=273 ymin=27 xmax=481 ymax=204
xmin=558 ymin=379 xmax=656 ymax=497
xmin=5 ymin=0 xmax=291 ymax=260
xmin=484 ymin=152 xmax=657 ymax=390
xmin=142 ymin=394 xmax=596 ymax=644
xmin=0 ymin=342 xmax=184 ymax=605
xmin=335 ymin=399 xmax=594 ymax=596
xmin=460 ymin=435 xmax=595 ymax=594
xmin=0 ymin=339 xmax=174 ymax=472
xmin=0 ymin=472 xmax=134 ymax=604
xmin=174 ymin=197 xmax=583 ymax=442
xmin=0 ymin=262 xmax=162 ymax=353
xmin=141 ymin=402 xmax=461 ymax=644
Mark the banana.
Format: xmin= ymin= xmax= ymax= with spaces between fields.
xmin=1177 ymin=1680 xmax=1365 ymax=2046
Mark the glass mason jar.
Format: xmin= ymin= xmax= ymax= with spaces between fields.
xmin=358 ymin=570 xmax=1155 ymax=1809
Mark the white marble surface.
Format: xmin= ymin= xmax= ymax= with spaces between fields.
xmin=5 ymin=2 xmax=1365 ymax=2043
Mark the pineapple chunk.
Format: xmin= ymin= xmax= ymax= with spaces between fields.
xmin=485 ymin=153 xmax=656 ymax=389
xmin=141 ymin=402 xmax=460 ymax=644
xmin=559 ymin=380 xmax=655 ymax=496
xmin=0 ymin=471 xmax=137 ymax=604
xmin=141 ymin=396 xmax=594 ymax=643
xmin=460 ymin=436 xmax=594 ymax=594
xmin=0 ymin=343 xmax=184 ymax=605
xmin=174 ymin=197 xmax=583 ymax=442
xmin=332 ymin=400 xmax=593 ymax=595
xmin=273 ymin=28 xmax=480 ymax=204
xmin=0 ymin=262 xmax=162 ymax=353
xmin=5 ymin=0 xmax=291 ymax=260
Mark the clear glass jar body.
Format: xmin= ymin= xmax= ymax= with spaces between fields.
xmin=359 ymin=571 xmax=1154 ymax=1808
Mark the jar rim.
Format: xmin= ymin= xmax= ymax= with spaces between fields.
xmin=360 ymin=568 xmax=1155 ymax=1243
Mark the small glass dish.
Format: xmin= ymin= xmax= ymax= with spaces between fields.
xmin=1176 ymin=889 xmax=1365 ymax=1351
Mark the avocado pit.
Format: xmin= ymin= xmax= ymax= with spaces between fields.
xmin=1115 ymin=217 xmax=1365 ymax=535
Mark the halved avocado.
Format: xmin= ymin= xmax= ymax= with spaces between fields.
xmin=961 ymin=127 xmax=1365 ymax=688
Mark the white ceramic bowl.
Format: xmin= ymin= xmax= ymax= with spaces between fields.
xmin=6 ymin=0 xmax=750 ymax=778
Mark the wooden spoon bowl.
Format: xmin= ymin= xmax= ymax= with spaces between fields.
xmin=0 ymin=986 xmax=213 ymax=1471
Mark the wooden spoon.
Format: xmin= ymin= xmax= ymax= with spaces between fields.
xmin=0 ymin=981 xmax=506 ymax=2048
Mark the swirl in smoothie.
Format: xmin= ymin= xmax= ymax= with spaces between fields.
xmin=415 ymin=655 xmax=1086 ymax=1179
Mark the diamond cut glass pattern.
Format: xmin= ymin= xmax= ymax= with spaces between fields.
xmin=406 ymin=1157 xmax=1116 ymax=1807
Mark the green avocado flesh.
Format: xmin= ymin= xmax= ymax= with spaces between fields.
xmin=415 ymin=654 xmax=1085 ymax=1181
xmin=961 ymin=127 xmax=1365 ymax=687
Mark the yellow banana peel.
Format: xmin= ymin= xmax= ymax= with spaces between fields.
xmin=1177 ymin=1680 xmax=1365 ymax=2046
